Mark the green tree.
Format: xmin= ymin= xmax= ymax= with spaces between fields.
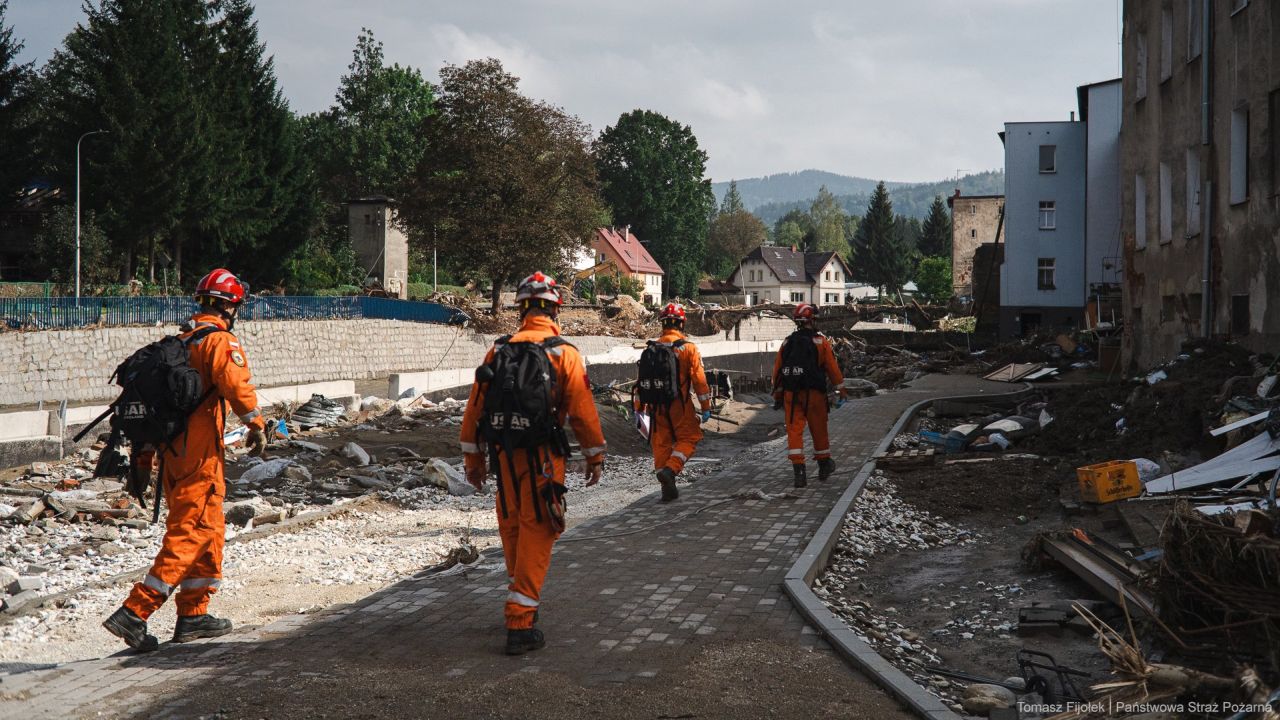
xmin=38 ymin=0 xmax=316 ymax=285
xmin=809 ymin=186 xmax=847 ymax=254
xmin=0 ymin=0 xmax=33 ymax=200
xmin=304 ymin=28 xmax=434 ymax=203
xmin=706 ymin=209 xmax=767 ymax=278
xmin=25 ymin=205 xmax=114 ymax=285
xmin=915 ymin=256 xmax=952 ymax=303
xmin=399 ymin=58 xmax=606 ymax=312
xmin=852 ymin=182 xmax=911 ymax=299
xmin=772 ymin=208 xmax=813 ymax=249
xmin=720 ymin=180 xmax=745 ymax=214
xmin=918 ymin=195 xmax=951 ymax=258
xmin=595 ymin=109 xmax=714 ymax=298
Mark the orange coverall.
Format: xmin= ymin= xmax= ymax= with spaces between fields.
xmin=460 ymin=314 xmax=607 ymax=630
xmin=123 ymin=313 xmax=267 ymax=620
xmin=645 ymin=329 xmax=712 ymax=476
xmin=773 ymin=330 xmax=845 ymax=465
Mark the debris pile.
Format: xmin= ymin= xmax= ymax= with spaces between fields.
xmin=830 ymin=337 xmax=971 ymax=389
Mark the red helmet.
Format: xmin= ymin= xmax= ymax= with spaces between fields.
xmin=195 ymin=268 xmax=248 ymax=304
xmin=515 ymin=271 xmax=562 ymax=305
xmin=660 ymin=302 xmax=686 ymax=322
xmin=793 ymin=303 xmax=816 ymax=321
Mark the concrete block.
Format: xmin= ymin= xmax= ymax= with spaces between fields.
xmin=257 ymin=381 xmax=357 ymax=407
xmin=0 ymin=411 xmax=51 ymax=442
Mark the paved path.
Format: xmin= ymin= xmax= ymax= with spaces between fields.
xmin=0 ymin=375 xmax=1010 ymax=720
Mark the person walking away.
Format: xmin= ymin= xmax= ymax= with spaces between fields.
xmin=635 ymin=303 xmax=712 ymax=501
xmin=460 ymin=272 xmax=607 ymax=655
xmin=773 ymin=303 xmax=846 ymax=488
xmin=103 ymin=268 xmax=269 ymax=651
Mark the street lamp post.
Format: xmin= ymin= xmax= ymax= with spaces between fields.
xmin=75 ymin=129 xmax=107 ymax=303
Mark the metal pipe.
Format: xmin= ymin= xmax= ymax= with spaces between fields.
xmin=1201 ymin=0 xmax=1211 ymax=146
xmin=1202 ymin=180 xmax=1213 ymax=337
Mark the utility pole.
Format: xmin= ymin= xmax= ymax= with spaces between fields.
xmin=75 ymin=129 xmax=107 ymax=304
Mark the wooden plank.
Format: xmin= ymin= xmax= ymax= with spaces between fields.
xmin=1209 ymin=410 xmax=1269 ymax=437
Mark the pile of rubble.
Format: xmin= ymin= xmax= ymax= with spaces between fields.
xmin=830 ymin=337 xmax=973 ymax=390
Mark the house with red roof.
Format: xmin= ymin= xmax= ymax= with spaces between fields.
xmin=588 ymin=226 xmax=665 ymax=304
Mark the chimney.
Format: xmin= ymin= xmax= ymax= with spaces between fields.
xmin=623 ymin=224 xmax=631 ymax=242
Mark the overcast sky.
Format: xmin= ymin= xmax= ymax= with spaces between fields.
xmin=11 ymin=0 xmax=1120 ymax=183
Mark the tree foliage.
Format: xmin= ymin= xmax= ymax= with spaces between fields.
xmin=26 ymin=205 xmax=113 ymax=285
xmin=915 ymin=256 xmax=952 ymax=303
xmin=706 ymin=209 xmax=766 ymax=279
xmin=0 ymin=0 xmax=34 ymax=203
xmin=595 ymin=109 xmax=714 ymax=298
xmin=809 ymin=186 xmax=847 ymax=254
xmin=720 ymin=180 xmax=744 ymax=215
xmin=852 ymin=182 xmax=912 ymax=298
xmin=919 ymin=195 xmax=951 ymax=258
xmin=399 ymin=58 xmax=606 ymax=311
xmin=772 ymin=208 xmax=813 ymax=250
xmin=38 ymin=0 xmax=312 ymax=285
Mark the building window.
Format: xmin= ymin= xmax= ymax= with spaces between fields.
xmin=1231 ymin=107 xmax=1249 ymax=204
xmin=1185 ymin=148 xmax=1201 ymax=235
xmin=1038 ymin=201 xmax=1056 ymax=230
xmin=789 ymin=291 xmax=805 ymax=302
xmin=1135 ymin=32 xmax=1148 ymax=100
xmin=1159 ymin=162 xmax=1173 ymax=243
xmin=970 ymin=228 xmax=977 ymax=239
xmin=824 ymin=271 xmax=830 ymax=281
xmin=1135 ymin=174 xmax=1148 ymax=249
xmin=969 ymin=203 xmax=976 ymax=215
xmin=1186 ymin=0 xmax=1202 ymax=60
xmin=1037 ymin=258 xmax=1056 ymax=290
xmin=1039 ymin=145 xmax=1056 ymax=173
xmin=1232 ymin=295 xmax=1251 ymax=335
xmin=1160 ymin=294 xmax=1176 ymax=324
xmin=1160 ymin=8 xmax=1173 ymax=81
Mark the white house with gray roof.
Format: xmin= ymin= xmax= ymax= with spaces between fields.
xmin=727 ymin=246 xmax=853 ymax=306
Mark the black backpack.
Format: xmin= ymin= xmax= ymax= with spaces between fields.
xmin=76 ymin=326 xmax=225 ymax=452
xmin=476 ymin=336 xmax=572 ymax=457
xmin=778 ymin=330 xmax=827 ymax=391
xmin=636 ymin=340 xmax=685 ymax=407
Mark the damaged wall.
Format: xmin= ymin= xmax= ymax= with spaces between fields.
xmin=1121 ymin=0 xmax=1280 ymax=368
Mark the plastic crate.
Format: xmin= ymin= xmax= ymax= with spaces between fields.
xmin=1076 ymin=460 xmax=1142 ymax=504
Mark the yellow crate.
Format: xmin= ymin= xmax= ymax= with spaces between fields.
xmin=1076 ymin=460 xmax=1143 ymax=504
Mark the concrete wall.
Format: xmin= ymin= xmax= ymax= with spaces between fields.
xmin=348 ymin=200 xmax=409 ymax=299
xmin=1121 ymin=0 xmax=1280 ymax=368
xmin=1001 ymin=120 xmax=1088 ymax=337
xmin=949 ymin=194 xmax=1005 ymax=297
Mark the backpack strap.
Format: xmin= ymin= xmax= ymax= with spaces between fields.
xmin=494 ymin=334 xmax=513 ymax=346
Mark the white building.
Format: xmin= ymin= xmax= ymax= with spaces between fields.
xmin=728 ymin=247 xmax=853 ymax=306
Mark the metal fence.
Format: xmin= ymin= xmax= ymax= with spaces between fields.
xmin=0 ymin=295 xmax=465 ymax=330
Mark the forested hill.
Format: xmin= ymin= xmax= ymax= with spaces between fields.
xmin=713 ymin=170 xmax=1005 ymax=224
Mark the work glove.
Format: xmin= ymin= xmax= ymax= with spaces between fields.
xmin=700 ymin=409 xmax=712 ymax=424
xmin=585 ymin=461 xmax=603 ymax=487
xmin=245 ymin=427 xmax=268 ymax=458
xmin=466 ymin=463 xmax=487 ymax=491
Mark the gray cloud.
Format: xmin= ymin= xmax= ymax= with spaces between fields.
xmin=11 ymin=0 xmax=1119 ymax=182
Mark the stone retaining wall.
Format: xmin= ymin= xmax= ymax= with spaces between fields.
xmin=0 ymin=317 xmax=792 ymax=407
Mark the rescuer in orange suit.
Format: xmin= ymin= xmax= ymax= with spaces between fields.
xmin=773 ymin=303 xmax=845 ymax=488
xmin=102 ymin=269 xmax=269 ymax=652
xmin=642 ymin=302 xmax=712 ymax=502
xmin=460 ymin=272 xmax=607 ymax=655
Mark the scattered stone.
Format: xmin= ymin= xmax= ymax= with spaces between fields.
xmin=342 ymin=442 xmax=371 ymax=466
xmin=239 ymin=458 xmax=297 ymax=484
xmin=282 ymin=465 xmax=313 ymax=483
xmin=7 ymin=576 xmax=44 ymax=595
xmin=97 ymin=542 xmax=128 ymax=557
xmin=289 ymin=440 xmax=327 ymax=453
xmin=88 ymin=526 xmax=120 ymax=543
xmin=224 ymin=503 xmax=258 ymax=528
xmin=28 ymin=462 xmax=51 ymax=477
xmin=1 ymin=590 xmax=40 ymax=614
xmin=0 ymin=566 xmax=18 ymax=588
xmin=961 ymin=684 xmax=1017 ymax=716
xmin=349 ymin=476 xmax=393 ymax=491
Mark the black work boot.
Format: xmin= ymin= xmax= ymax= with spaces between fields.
xmin=103 ymin=606 xmax=159 ymax=652
xmin=818 ymin=458 xmax=836 ymax=482
xmin=792 ymin=464 xmax=808 ymax=488
xmin=657 ymin=467 xmax=679 ymax=502
xmin=505 ymin=628 xmax=546 ymax=656
xmin=172 ymin=614 xmax=233 ymax=643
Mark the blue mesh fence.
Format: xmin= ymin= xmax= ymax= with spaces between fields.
xmin=0 ymin=295 xmax=464 ymax=329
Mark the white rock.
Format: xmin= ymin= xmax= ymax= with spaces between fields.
xmin=342 ymin=442 xmax=371 ymax=466
xmin=239 ymin=458 xmax=296 ymax=483
xmin=961 ymin=684 xmax=1016 ymax=716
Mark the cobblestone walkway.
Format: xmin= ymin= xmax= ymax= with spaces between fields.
xmin=0 ymin=375 xmax=1009 ymax=720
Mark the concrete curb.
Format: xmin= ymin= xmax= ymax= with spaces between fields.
xmin=783 ymin=382 xmax=1034 ymax=720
